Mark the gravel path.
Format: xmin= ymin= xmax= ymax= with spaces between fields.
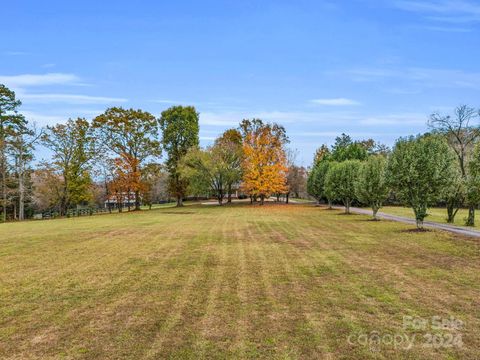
xmin=344 ymin=206 xmax=480 ymax=238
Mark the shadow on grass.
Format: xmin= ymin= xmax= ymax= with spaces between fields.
xmin=161 ymin=211 xmax=196 ymax=215
xmin=398 ymin=228 xmax=432 ymax=233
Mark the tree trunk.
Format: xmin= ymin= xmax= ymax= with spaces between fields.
xmin=19 ymin=171 xmax=25 ymax=220
xmin=416 ymin=219 xmax=424 ymax=229
xmin=372 ymin=206 xmax=379 ymax=220
xmin=327 ymin=198 xmax=332 ymax=209
xmin=134 ymin=190 xmax=141 ymax=211
xmin=466 ymin=205 xmax=475 ymax=226
xmin=18 ymin=140 xmax=25 ymax=221
xmin=250 ymin=195 xmax=253 ymax=204
xmin=345 ymin=199 xmax=350 ymax=214
xmin=286 ymin=193 xmax=290 ymax=204
xmin=1 ymin=143 xmax=6 ymax=222
xmin=176 ymin=195 xmax=183 ymax=207
xmin=414 ymin=206 xmax=427 ymax=229
xmin=227 ymin=184 xmax=232 ymax=203
xmin=260 ymin=194 xmax=265 ymax=205
xmin=60 ymin=172 xmax=68 ymax=216
xmin=446 ymin=202 xmax=460 ymax=223
xmin=276 ymin=194 xmax=280 ymax=202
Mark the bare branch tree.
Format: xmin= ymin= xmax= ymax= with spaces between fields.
xmin=429 ymin=105 xmax=480 ymax=225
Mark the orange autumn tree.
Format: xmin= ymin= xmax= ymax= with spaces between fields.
xmin=109 ymin=153 xmax=147 ymax=211
xmin=240 ymin=119 xmax=289 ymax=205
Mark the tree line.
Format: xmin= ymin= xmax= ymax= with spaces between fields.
xmin=307 ymin=105 xmax=480 ymax=228
xmin=0 ymin=84 xmax=307 ymax=221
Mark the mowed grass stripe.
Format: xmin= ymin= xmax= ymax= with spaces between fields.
xmin=0 ymin=204 xmax=478 ymax=359
xmin=144 ymin=209 xmax=223 ymax=358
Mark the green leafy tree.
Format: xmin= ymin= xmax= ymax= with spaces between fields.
xmin=355 ymin=156 xmax=388 ymax=220
xmin=331 ymin=133 xmax=368 ymax=162
xmin=41 ymin=118 xmax=95 ymax=215
xmin=443 ymin=163 xmax=465 ymax=224
xmin=307 ymin=165 xmax=321 ymax=204
xmin=93 ymin=107 xmax=161 ymax=210
xmin=429 ymin=105 xmax=480 ymax=224
xmin=159 ymin=106 xmax=199 ymax=206
xmin=214 ymin=129 xmax=243 ymax=203
xmin=0 ymin=84 xmax=26 ymax=221
xmin=10 ymin=124 xmax=42 ymax=220
xmin=180 ymin=131 xmax=243 ymax=206
xmin=464 ymin=144 xmax=480 ymax=226
xmin=324 ymin=160 xmax=361 ymax=214
xmin=180 ymin=146 xmax=225 ymax=204
xmin=307 ymin=160 xmax=331 ymax=205
xmin=386 ymin=135 xmax=456 ymax=229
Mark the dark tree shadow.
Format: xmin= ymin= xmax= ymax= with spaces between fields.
xmin=398 ymin=228 xmax=431 ymax=234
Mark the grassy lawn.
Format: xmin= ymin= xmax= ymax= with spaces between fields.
xmin=1 ymin=204 xmax=478 ymax=359
xmin=380 ymin=206 xmax=479 ymax=229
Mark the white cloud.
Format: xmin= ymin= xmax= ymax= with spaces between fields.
xmin=0 ymin=73 xmax=80 ymax=88
xmin=310 ymin=98 xmax=361 ymax=106
xmin=200 ymin=112 xmax=241 ymax=126
xmin=349 ymin=67 xmax=480 ymax=89
xmin=393 ymin=0 xmax=480 ymax=23
xmin=199 ymin=109 xmax=364 ymax=127
xmin=0 ymin=73 xmax=127 ymax=105
xmin=421 ymin=25 xmax=472 ymax=32
xmin=21 ymin=111 xmax=66 ymax=126
xmin=291 ymin=131 xmax=388 ymax=137
xmin=21 ymin=108 xmax=108 ymax=126
xmin=4 ymin=51 xmax=30 ymax=56
xmin=359 ymin=113 xmax=427 ymax=125
xmin=20 ymin=93 xmax=127 ymax=104
xmin=151 ymin=99 xmax=183 ymax=104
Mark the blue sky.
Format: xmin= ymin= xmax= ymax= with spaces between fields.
xmin=1 ymin=0 xmax=480 ymax=165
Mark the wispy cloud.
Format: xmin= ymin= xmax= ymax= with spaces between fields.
xmin=151 ymin=99 xmax=183 ymax=104
xmin=21 ymin=111 xmax=66 ymax=126
xmin=0 ymin=72 xmax=127 ymax=105
xmin=4 ymin=51 xmax=30 ymax=56
xmin=22 ymin=109 xmax=107 ymax=126
xmin=291 ymin=131 xmax=387 ymax=137
xmin=20 ymin=93 xmax=128 ymax=104
xmin=0 ymin=73 xmax=81 ymax=88
xmin=393 ymin=0 xmax=480 ymax=23
xmin=359 ymin=113 xmax=427 ymax=125
xmin=349 ymin=67 xmax=480 ymax=89
xmin=200 ymin=112 xmax=242 ymax=126
xmin=420 ymin=25 xmax=472 ymax=32
xmin=310 ymin=98 xmax=361 ymax=106
xmin=200 ymin=109 xmax=359 ymax=127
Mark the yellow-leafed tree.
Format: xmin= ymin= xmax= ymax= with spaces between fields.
xmin=240 ymin=119 xmax=288 ymax=204
xmin=109 ymin=153 xmax=147 ymax=211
